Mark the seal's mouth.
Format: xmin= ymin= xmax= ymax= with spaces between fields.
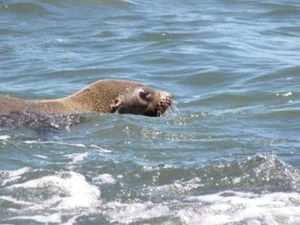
xmin=155 ymin=94 xmax=176 ymax=117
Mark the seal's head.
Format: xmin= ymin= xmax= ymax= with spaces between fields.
xmin=110 ymin=85 xmax=174 ymax=117
xmin=70 ymin=79 xmax=174 ymax=117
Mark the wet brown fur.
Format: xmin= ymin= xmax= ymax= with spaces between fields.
xmin=0 ymin=79 xmax=172 ymax=117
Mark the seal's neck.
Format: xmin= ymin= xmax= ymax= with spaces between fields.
xmin=66 ymin=80 xmax=135 ymax=113
xmin=66 ymin=82 xmax=108 ymax=113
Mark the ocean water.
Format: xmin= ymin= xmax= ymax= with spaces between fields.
xmin=0 ymin=0 xmax=300 ymax=224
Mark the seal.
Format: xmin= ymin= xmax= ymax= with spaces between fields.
xmin=0 ymin=79 xmax=174 ymax=117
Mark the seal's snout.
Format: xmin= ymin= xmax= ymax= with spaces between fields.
xmin=155 ymin=91 xmax=175 ymax=116
xmin=162 ymin=91 xmax=174 ymax=105
xmin=160 ymin=91 xmax=173 ymax=101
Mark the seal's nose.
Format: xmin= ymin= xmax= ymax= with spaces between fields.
xmin=161 ymin=91 xmax=174 ymax=100
xmin=160 ymin=91 xmax=174 ymax=110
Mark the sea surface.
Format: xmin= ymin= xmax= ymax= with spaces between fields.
xmin=0 ymin=0 xmax=300 ymax=224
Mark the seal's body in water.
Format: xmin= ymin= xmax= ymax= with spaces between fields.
xmin=0 ymin=79 xmax=174 ymax=118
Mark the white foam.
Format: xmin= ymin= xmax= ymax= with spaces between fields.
xmin=61 ymin=215 xmax=79 ymax=225
xmin=92 ymin=174 xmax=117 ymax=185
xmin=3 ymin=168 xmax=299 ymax=224
xmin=146 ymin=177 xmax=204 ymax=197
xmin=1 ymin=167 xmax=31 ymax=186
xmin=10 ymin=171 xmax=101 ymax=209
xmin=66 ymin=152 xmax=89 ymax=165
xmin=10 ymin=214 xmax=62 ymax=224
xmin=103 ymin=201 xmax=170 ymax=224
xmin=25 ymin=140 xmax=85 ymax=148
xmin=101 ymin=191 xmax=300 ymax=224
xmin=178 ymin=191 xmax=300 ymax=225
xmin=0 ymin=135 xmax=10 ymax=140
xmin=25 ymin=140 xmax=111 ymax=152
xmin=0 ymin=196 xmax=33 ymax=206
xmin=276 ymin=92 xmax=293 ymax=97
xmin=89 ymin=144 xmax=112 ymax=153
xmin=33 ymin=154 xmax=48 ymax=159
xmin=44 ymin=38 xmax=68 ymax=44
xmin=8 ymin=167 xmax=31 ymax=177
xmin=121 ymin=0 xmax=139 ymax=5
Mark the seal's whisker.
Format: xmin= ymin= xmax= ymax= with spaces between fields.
xmin=161 ymin=100 xmax=178 ymax=116
xmin=170 ymin=101 xmax=179 ymax=113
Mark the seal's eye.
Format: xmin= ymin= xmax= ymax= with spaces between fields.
xmin=139 ymin=90 xmax=152 ymax=101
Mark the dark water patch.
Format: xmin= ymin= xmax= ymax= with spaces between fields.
xmin=0 ymin=45 xmax=14 ymax=56
xmin=242 ymin=66 xmax=300 ymax=92
xmin=0 ymin=112 xmax=85 ymax=131
xmin=255 ymin=107 xmax=300 ymax=121
xmin=106 ymin=14 xmax=146 ymax=22
xmin=0 ymin=28 xmax=31 ymax=37
xmin=249 ymin=66 xmax=300 ymax=82
xmin=179 ymin=71 xmax=236 ymax=88
xmin=130 ymin=32 xmax=187 ymax=43
xmin=275 ymin=26 xmax=300 ymax=37
xmin=39 ymin=68 xmax=131 ymax=81
xmin=139 ymin=56 xmax=182 ymax=66
xmin=85 ymin=0 xmax=139 ymax=8
xmin=258 ymin=2 xmax=300 ymax=18
xmin=186 ymin=91 xmax=277 ymax=110
xmin=1 ymin=1 xmax=49 ymax=15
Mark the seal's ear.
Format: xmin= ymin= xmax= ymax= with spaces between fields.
xmin=110 ymin=98 xmax=122 ymax=113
